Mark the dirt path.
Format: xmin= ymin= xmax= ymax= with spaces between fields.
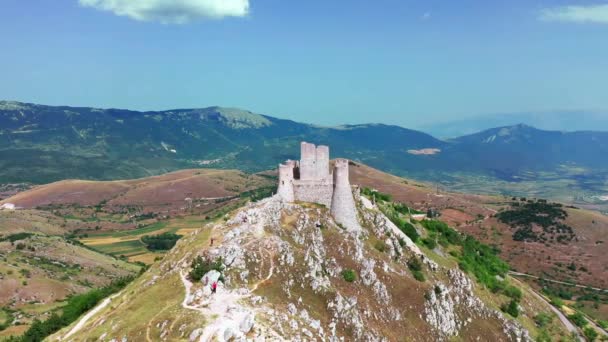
xmin=509 ymin=277 xmax=583 ymax=341
xmin=251 ymin=249 xmax=275 ymax=292
xmin=511 ymin=273 xmax=608 ymax=338
xmin=178 ymin=247 xmax=276 ymax=342
xmin=509 ymin=271 xmax=608 ymax=292
xmin=62 ymin=292 xmax=122 ymax=340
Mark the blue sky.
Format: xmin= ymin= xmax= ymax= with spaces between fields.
xmin=1 ymin=0 xmax=607 ymax=127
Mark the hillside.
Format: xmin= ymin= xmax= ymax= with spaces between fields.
xmin=0 ymin=164 xmax=603 ymax=340
xmin=0 ymin=169 xmax=275 ymax=338
xmin=48 ymin=192 xmax=568 ymax=341
xmin=0 ymin=216 xmax=140 ymax=338
xmin=449 ymin=124 xmax=608 ymax=174
xmin=0 ymin=169 xmax=272 ymax=212
xmin=349 ymin=162 xmax=608 ymax=289
xmin=0 ymin=101 xmax=442 ymax=184
xmin=3 ymin=101 xmax=608 ymax=208
xmin=349 ymin=162 xmax=608 ymax=328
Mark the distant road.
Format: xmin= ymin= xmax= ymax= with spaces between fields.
xmin=508 ymin=276 xmax=583 ymax=341
xmin=509 ymin=272 xmax=608 ymax=337
xmin=508 ymin=271 xmax=608 ymax=293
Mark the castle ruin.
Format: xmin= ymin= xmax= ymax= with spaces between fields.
xmin=277 ymin=142 xmax=359 ymax=231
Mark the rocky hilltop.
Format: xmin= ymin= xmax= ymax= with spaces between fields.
xmin=49 ymin=188 xmax=567 ymax=341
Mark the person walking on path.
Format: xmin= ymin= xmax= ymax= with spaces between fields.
xmin=211 ymin=281 xmax=217 ymax=294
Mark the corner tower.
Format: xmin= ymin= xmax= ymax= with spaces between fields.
xmin=330 ymin=159 xmax=359 ymax=231
xmin=277 ymin=160 xmax=295 ymax=202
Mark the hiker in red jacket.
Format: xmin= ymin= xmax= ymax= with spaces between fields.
xmin=211 ymin=281 xmax=217 ymax=294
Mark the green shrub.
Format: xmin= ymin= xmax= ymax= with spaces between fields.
xmin=496 ymin=200 xmax=575 ymax=243
xmin=422 ymin=237 xmax=437 ymax=249
xmin=534 ymin=313 xmax=553 ymax=328
xmin=392 ymin=203 xmax=423 ymax=215
xmin=361 ymin=187 xmax=392 ymax=202
xmin=550 ymin=296 xmax=564 ymax=308
xmin=504 ymin=285 xmax=523 ymax=301
xmin=341 ymin=269 xmax=356 ymax=282
xmin=501 ymin=299 xmax=519 ymax=318
xmin=0 ymin=233 xmax=33 ymax=243
xmin=407 ymin=257 xmax=423 ymax=272
xmin=399 ymin=222 xmax=420 ymax=242
xmin=189 ymin=256 xmax=224 ymax=282
xmin=413 ymin=271 xmax=425 ymax=282
xmin=458 ymin=236 xmax=509 ymax=290
xmin=568 ymin=312 xmax=587 ymax=328
xmin=598 ymin=320 xmax=608 ymax=329
xmin=583 ymin=327 xmax=598 ymax=341
xmin=420 ymin=220 xmax=462 ymax=245
xmin=374 ymin=241 xmax=387 ymax=253
xmin=240 ymin=186 xmax=277 ymax=202
xmin=141 ymin=232 xmax=182 ymax=251
xmin=536 ymin=329 xmax=552 ymax=342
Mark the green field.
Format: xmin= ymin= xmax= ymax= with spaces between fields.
xmin=94 ymin=240 xmax=148 ymax=257
xmin=80 ymin=215 xmax=214 ymax=263
xmin=91 ymin=221 xmax=170 ymax=238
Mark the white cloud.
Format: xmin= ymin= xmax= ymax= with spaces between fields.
xmin=79 ymin=0 xmax=249 ymax=24
xmin=539 ymin=4 xmax=608 ymax=24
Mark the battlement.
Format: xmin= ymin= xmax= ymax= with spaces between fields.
xmin=277 ymin=142 xmax=360 ymax=231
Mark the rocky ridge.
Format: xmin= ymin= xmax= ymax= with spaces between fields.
xmin=52 ymin=191 xmax=547 ymax=341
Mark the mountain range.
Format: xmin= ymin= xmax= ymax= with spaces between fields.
xmin=1 ymin=101 xmax=607 ymax=208
xmin=421 ymin=111 xmax=608 ymax=138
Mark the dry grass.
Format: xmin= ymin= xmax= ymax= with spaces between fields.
xmin=351 ymin=163 xmax=608 ymax=290
xmin=0 ymin=168 xmax=272 ymax=211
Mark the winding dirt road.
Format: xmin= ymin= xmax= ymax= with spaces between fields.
xmin=62 ymin=292 xmax=122 ymax=340
xmin=509 ymin=271 xmax=608 ymax=293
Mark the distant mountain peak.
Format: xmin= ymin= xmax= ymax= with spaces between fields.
xmin=495 ymin=123 xmax=534 ymax=136
xmin=0 ymin=100 xmax=33 ymax=111
xmin=184 ymin=106 xmax=273 ymax=129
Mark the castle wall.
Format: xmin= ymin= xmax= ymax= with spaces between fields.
xmin=293 ymin=179 xmax=333 ymax=208
xmin=330 ymin=159 xmax=360 ymax=231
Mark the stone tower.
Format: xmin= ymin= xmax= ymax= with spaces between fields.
xmin=299 ymin=142 xmax=317 ymax=181
xmin=277 ymin=160 xmax=295 ymax=202
xmin=315 ymin=145 xmax=330 ymax=179
xmin=277 ymin=142 xmax=360 ymax=231
xmin=330 ymin=158 xmax=359 ymax=230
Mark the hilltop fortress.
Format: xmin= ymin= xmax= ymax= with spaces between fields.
xmin=277 ymin=142 xmax=359 ymax=230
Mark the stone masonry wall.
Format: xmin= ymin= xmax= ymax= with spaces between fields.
xmin=293 ymin=180 xmax=333 ymax=208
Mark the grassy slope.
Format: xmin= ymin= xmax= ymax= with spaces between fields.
xmin=0 ymin=168 xmax=276 ymax=339
xmin=0 ymin=234 xmax=139 ymax=339
xmin=50 ymin=196 xmax=569 ymax=341
xmin=350 ymin=162 xmax=608 ymax=329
